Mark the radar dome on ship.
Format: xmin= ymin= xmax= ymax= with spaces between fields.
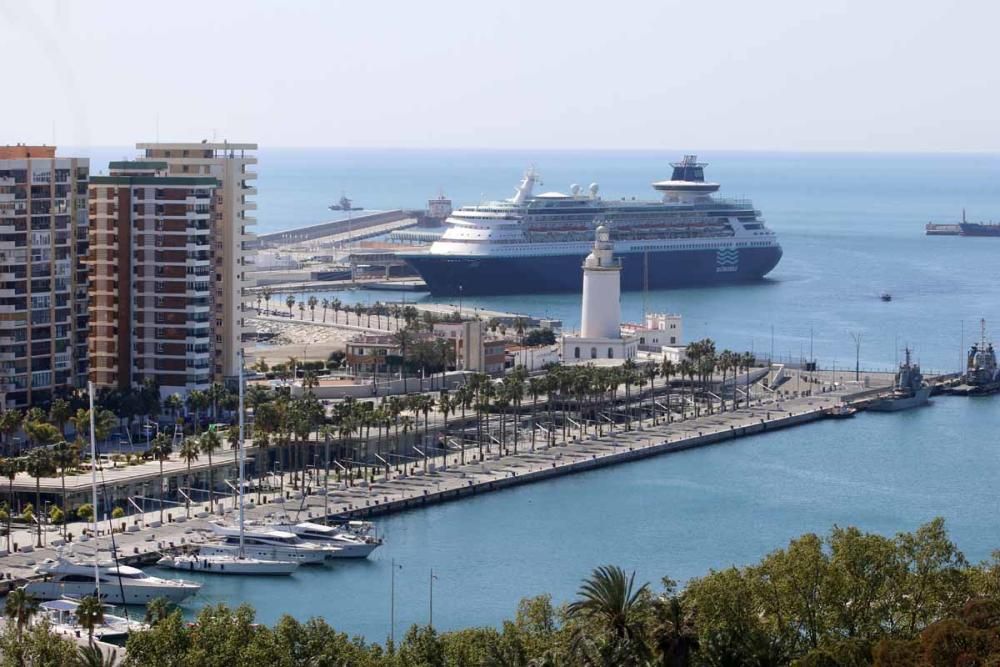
xmin=589 ymin=183 xmax=599 ymax=196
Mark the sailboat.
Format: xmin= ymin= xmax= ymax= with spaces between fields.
xmin=159 ymin=351 xmax=300 ymax=576
xmin=26 ymin=383 xmax=201 ymax=604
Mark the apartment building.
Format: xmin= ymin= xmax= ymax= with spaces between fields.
xmin=88 ymin=161 xmax=217 ymax=396
xmin=0 ymin=145 xmax=89 ymax=408
xmin=135 ymin=142 xmax=256 ymax=385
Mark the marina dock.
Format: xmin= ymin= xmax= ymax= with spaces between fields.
xmin=0 ymin=384 xmax=869 ymax=593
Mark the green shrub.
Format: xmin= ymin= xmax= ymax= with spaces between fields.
xmin=76 ymin=503 xmax=94 ymax=522
xmin=48 ymin=506 xmax=64 ymax=525
xmin=111 ymin=507 xmax=125 ymax=519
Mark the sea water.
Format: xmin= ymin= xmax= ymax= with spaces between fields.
xmin=76 ymin=148 xmax=1000 ymax=637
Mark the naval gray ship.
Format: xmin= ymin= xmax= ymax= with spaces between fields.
xmin=868 ymin=348 xmax=931 ymax=411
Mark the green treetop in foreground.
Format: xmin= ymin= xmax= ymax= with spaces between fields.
xmin=7 ymin=518 xmax=1000 ymax=666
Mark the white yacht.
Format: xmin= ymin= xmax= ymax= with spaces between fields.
xmin=157 ymin=552 xmax=299 ymax=576
xmin=37 ymin=598 xmax=147 ymax=643
xmin=200 ymin=524 xmax=339 ymax=564
xmin=158 ymin=355 xmax=300 ymax=577
xmin=270 ymin=520 xmax=381 ymax=559
xmin=24 ymin=555 xmax=201 ymax=604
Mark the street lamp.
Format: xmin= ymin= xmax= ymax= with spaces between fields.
xmin=849 ymin=331 xmax=862 ymax=382
xmin=390 ymin=558 xmax=403 ymax=645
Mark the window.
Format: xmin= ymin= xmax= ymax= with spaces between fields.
xmin=607 ymin=348 xmax=614 ymax=359
xmin=590 ymin=347 xmax=597 ymax=359
xmin=574 ymin=347 xmax=580 ymax=359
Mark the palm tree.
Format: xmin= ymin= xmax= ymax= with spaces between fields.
xmin=0 ymin=456 xmax=18 ymax=552
xmin=143 ymin=597 xmax=175 ymax=626
xmin=353 ymin=302 xmax=365 ymax=327
xmin=308 ymin=295 xmax=318 ymax=321
xmin=4 ymin=588 xmax=38 ymax=636
xmin=298 ymin=301 xmax=305 ymax=320
xmin=199 ymin=429 xmax=221 ymax=512
xmin=660 ymin=359 xmax=676 ymax=423
xmin=75 ymin=595 xmax=104 ymax=645
xmin=438 ymin=391 xmax=452 ymax=467
xmin=743 ymin=351 xmax=756 ymax=408
xmin=49 ymin=399 xmax=72 ymax=440
xmin=321 ymin=298 xmax=330 ymax=323
xmin=148 ymin=433 xmax=172 ymax=524
xmin=262 ymin=288 xmax=273 ymax=314
xmin=185 ymin=389 xmax=209 ymax=432
xmin=528 ymin=377 xmax=543 ymax=451
xmin=566 ymin=565 xmax=650 ymax=645
xmin=23 ymin=431 xmax=58 ymax=546
xmin=51 ymin=440 xmax=78 ymax=539
xmin=644 ymin=364 xmax=658 ymax=425
xmin=178 ymin=437 xmax=200 ymax=517
xmin=622 ymin=359 xmax=637 ymax=431
xmin=163 ymin=393 xmax=183 ymax=421
xmin=651 ymin=590 xmax=699 ymax=667
xmin=331 ymin=297 xmax=342 ymax=324
xmin=0 ymin=409 xmax=22 ymax=455
xmin=75 ymin=643 xmax=118 ymax=667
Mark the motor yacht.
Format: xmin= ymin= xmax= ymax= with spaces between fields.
xmin=200 ymin=524 xmax=338 ymax=563
xmin=24 ymin=554 xmax=201 ymax=604
xmin=37 ymin=598 xmax=146 ymax=644
xmin=270 ymin=520 xmax=382 ymax=559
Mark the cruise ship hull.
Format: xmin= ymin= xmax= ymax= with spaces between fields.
xmin=402 ymin=246 xmax=782 ymax=296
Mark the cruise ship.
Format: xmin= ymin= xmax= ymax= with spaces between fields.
xmin=399 ymin=156 xmax=782 ymax=295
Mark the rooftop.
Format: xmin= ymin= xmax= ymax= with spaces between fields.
xmin=0 ymin=145 xmax=57 ymax=159
xmin=136 ymin=141 xmax=257 ymax=150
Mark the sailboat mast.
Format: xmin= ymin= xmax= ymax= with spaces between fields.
xmin=88 ymin=381 xmax=100 ymax=598
xmin=238 ymin=349 xmax=246 ymax=558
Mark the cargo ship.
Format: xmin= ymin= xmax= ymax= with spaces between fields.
xmin=399 ymin=156 xmax=782 ymax=295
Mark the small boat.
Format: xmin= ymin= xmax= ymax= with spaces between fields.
xmin=868 ymin=348 xmax=931 ymax=412
xmin=157 ymin=553 xmax=299 ymax=576
xmin=880 ymin=292 xmax=892 ymax=302
xmin=37 ymin=598 xmax=146 ymax=644
xmin=826 ymin=404 xmax=857 ymax=418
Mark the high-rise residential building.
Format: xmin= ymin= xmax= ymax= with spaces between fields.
xmin=88 ymin=161 xmax=217 ymax=397
xmin=135 ymin=142 xmax=256 ymax=384
xmin=0 ymin=145 xmax=89 ymax=409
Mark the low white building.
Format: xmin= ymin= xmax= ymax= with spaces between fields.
xmin=622 ymin=312 xmax=683 ymax=351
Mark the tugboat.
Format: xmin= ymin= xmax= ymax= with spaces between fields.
xmin=947 ymin=319 xmax=1000 ymax=395
xmin=868 ymin=348 xmax=931 ymax=411
xmin=826 ymin=403 xmax=858 ymax=418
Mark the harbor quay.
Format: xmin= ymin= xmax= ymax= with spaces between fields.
xmin=0 ymin=381 xmax=877 ymax=593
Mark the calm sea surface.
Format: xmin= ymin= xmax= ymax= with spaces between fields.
xmin=78 ymin=148 xmax=1000 ymax=637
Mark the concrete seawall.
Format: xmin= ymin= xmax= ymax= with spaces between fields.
xmin=335 ymin=405 xmax=826 ymax=520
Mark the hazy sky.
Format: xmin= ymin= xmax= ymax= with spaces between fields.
xmin=2 ymin=0 xmax=998 ymax=151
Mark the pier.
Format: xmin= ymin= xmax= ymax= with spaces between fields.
xmin=0 ymin=383 xmax=873 ymax=593
xmin=257 ymin=210 xmax=424 ymax=246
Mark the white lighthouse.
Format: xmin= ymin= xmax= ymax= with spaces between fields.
xmin=581 ymin=226 xmax=621 ymax=339
xmin=562 ymin=226 xmax=637 ymax=362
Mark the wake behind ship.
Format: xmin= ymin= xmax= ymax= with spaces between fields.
xmin=399 ymin=156 xmax=782 ymax=296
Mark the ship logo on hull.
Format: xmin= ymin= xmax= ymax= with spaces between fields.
xmin=716 ymin=248 xmax=739 ymax=273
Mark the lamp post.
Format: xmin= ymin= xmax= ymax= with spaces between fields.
xmin=429 ymin=568 xmax=438 ymax=628
xmin=390 ymin=558 xmax=403 ymax=646
xmin=849 ymin=331 xmax=863 ymax=382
